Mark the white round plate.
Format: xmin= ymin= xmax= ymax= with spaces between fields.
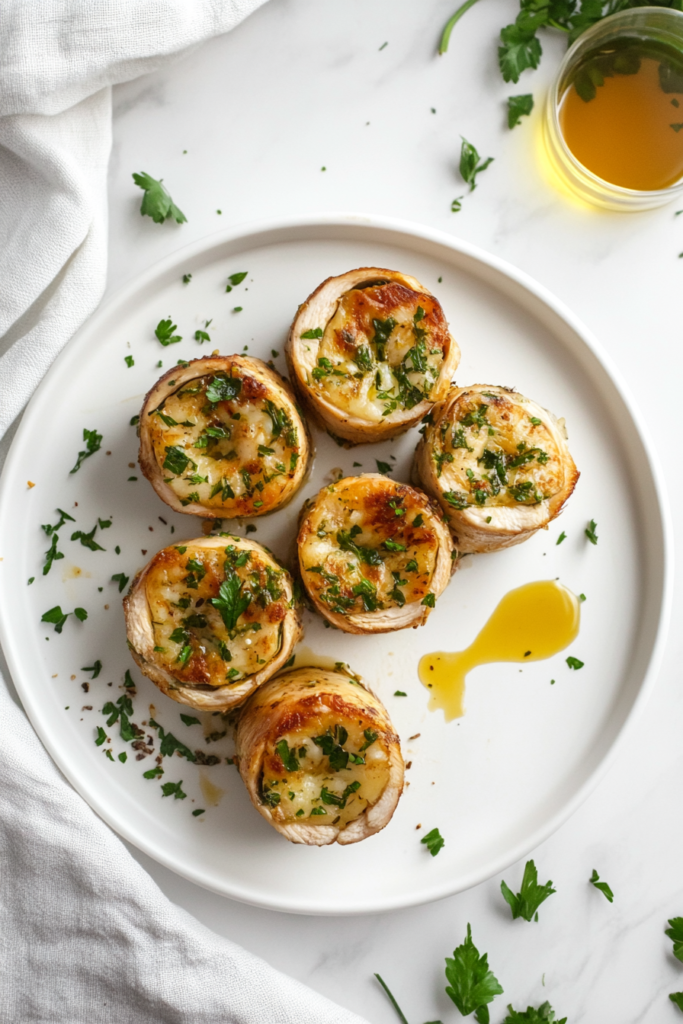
xmin=0 ymin=215 xmax=671 ymax=915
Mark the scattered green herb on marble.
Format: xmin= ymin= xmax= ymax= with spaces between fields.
xmin=501 ymin=859 xmax=556 ymax=922
xmin=666 ymin=917 xmax=683 ymax=961
xmin=589 ymin=869 xmax=614 ymax=903
xmin=502 ymin=1002 xmax=567 ymax=1022
xmin=373 ymin=974 xmax=411 ymax=1024
xmin=460 ymin=137 xmax=494 ymax=191
xmin=507 ymin=94 xmax=534 ymax=128
xmin=132 ymin=172 xmax=187 ymax=224
xmin=445 ymin=923 xmax=504 ymax=1020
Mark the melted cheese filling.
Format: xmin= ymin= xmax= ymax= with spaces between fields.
xmin=144 ymin=542 xmax=288 ymax=688
xmin=148 ymin=370 xmax=301 ymax=513
xmin=305 ymin=283 xmax=446 ymax=423
xmin=433 ymin=391 xmax=564 ymax=509
xmin=300 ymin=479 xmax=439 ymax=615
xmin=261 ymin=713 xmax=390 ymax=825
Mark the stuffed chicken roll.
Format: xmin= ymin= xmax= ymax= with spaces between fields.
xmin=235 ymin=666 xmax=404 ymax=846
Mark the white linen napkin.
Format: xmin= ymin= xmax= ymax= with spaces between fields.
xmin=0 ymin=5 xmax=369 ymax=1021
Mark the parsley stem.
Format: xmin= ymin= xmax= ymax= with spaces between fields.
xmin=439 ymin=0 xmax=482 ymax=54
xmin=374 ymin=974 xmax=410 ymax=1024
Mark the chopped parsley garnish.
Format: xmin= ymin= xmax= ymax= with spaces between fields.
xmin=376 ymin=460 xmax=392 ymax=475
xmin=589 ymin=869 xmax=614 ymax=903
xmin=183 ymin=273 xmax=192 ymax=284
xmin=132 ymin=172 xmax=186 ymax=224
xmin=149 ymin=719 xmax=196 ymax=761
xmin=192 ymin=808 xmax=205 ymax=816
xmin=445 ymin=923 xmax=504 ymax=1019
xmin=337 ymin=526 xmax=383 ymax=566
xmin=130 ymin=415 xmax=140 ymax=426
xmin=507 ymin=93 xmax=534 ymax=128
xmin=501 ymin=859 xmax=555 ymax=921
xmin=161 ymin=780 xmax=187 ymax=800
xmin=300 ymin=327 xmax=323 ymax=339
xmin=155 ymin=318 xmax=182 ymax=346
xmin=95 ymin=727 xmax=106 ymax=746
xmin=225 ymin=271 xmax=248 ymax=292
xmin=413 ymin=514 xmax=424 ymax=528
xmin=163 ymin=445 xmax=193 ymax=475
xmin=211 ymin=572 xmax=252 ymax=635
xmin=360 ymin=728 xmax=379 ymax=752
xmin=451 ymin=196 xmax=463 ymax=212
xmin=71 ymin=524 xmax=106 ymax=552
xmin=70 ymin=428 xmax=102 ymax=474
xmin=394 ymin=690 xmax=407 ymax=696
xmin=444 ymin=490 xmax=469 ymax=510
xmin=124 ymin=355 xmax=134 ymax=368
xmin=566 ymin=656 xmax=584 ymax=670
xmin=421 ymin=827 xmax=445 ymax=856
xmin=460 ymin=137 xmax=494 ymax=191
xmin=556 ymin=531 xmax=566 ymax=545
xmin=205 ymin=374 xmax=242 ymax=404
xmin=585 ymin=519 xmax=598 ymax=545
xmin=320 ymin=780 xmax=360 ymax=808
xmin=421 ymin=593 xmax=436 ymax=608
xmin=194 ymin=330 xmax=210 ymax=343
xmin=102 ymin=693 xmax=138 ymax=742
xmin=666 ymin=918 xmax=683 ymax=961
xmin=275 ymin=739 xmax=300 ymax=772
xmin=42 ymin=533 xmax=64 ymax=576
xmin=41 ymin=606 xmax=73 ymax=633
xmin=82 ymin=660 xmax=102 ymax=678
xmin=383 ymin=538 xmax=406 ymax=552
xmin=143 ymin=765 xmax=164 ymax=779
xmin=110 ymin=572 xmax=129 ymax=592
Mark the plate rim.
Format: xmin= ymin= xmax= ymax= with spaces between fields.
xmin=0 ymin=211 xmax=673 ymax=915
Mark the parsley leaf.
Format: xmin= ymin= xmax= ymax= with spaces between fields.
xmin=421 ymin=827 xmax=445 ymax=856
xmin=507 ymin=93 xmax=534 ymax=128
xmin=71 ymin=524 xmax=106 ymax=552
xmin=155 ymin=318 xmax=182 ymax=347
xmin=70 ymin=428 xmax=102 ymax=474
xmin=301 ymin=328 xmax=323 ymax=339
xmin=42 ymin=508 xmax=75 ymax=536
xmin=95 ymin=726 xmax=106 ymax=746
xmin=589 ymin=869 xmax=614 ymax=903
xmin=161 ymin=780 xmax=187 ymax=800
xmin=500 ymin=859 xmax=556 ymax=921
xmin=132 ymin=172 xmax=187 ymax=224
xmin=211 ymin=573 xmax=252 ymax=635
xmin=42 ymin=533 xmax=64 ymax=576
xmin=670 ymin=993 xmax=683 ymax=1011
xmin=276 ymin=739 xmax=300 ymax=772
xmin=149 ymin=719 xmax=196 ymax=761
xmin=460 ymin=138 xmax=494 ymax=191
xmin=376 ymin=460 xmax=392 ymax=475
xmin=111 ymin=572 xmax=129 ymax=593
xmin=41 ymin=606 xmax=70 ymax=633
xmin=502 ymin=1002 xmax=567 ymax=1023
xmin=143 ymin=765 xmax=164 ymax=779
xmin=499 ymin=20 xmax=543 ymax=83
xmin=81 ymin=660 xmax=102 ymax=678
xmin=421 ymin=593 xmax=436 ymax=608
xmin=585 ymin=518 xmax=598 ymax=544
xmin=180 ymin=714 xmax=200 ymax=727
xmin=225 ymin=271 xmax=248 ymax=292
xmin=666 ymin=918 xmax=683 ymax=961
xmin=566 ymin=656 xmax=584 ymax=670
xmin=206 ymin=375 xmax=242 ymax=404
xmin=445 ymin=923 xmax=504 ymax=1018
xmin=556 ymin=531 xmax=566 ymax=545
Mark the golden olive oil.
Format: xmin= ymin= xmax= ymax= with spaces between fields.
xmin=558 ymin=37 xmax=683 ymax=190
xmin=418 ymin=580 xmax=580 ymax=721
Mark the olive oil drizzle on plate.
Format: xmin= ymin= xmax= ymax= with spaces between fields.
xmin=418 ymin=580 xmax=581 ymax=721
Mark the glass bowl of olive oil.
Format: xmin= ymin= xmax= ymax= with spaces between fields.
xmin=545 ymin=7 xmax=683 ymax=210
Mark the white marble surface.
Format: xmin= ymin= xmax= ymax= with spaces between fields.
xmin=104 ymin=1 xmax=683 ymax=1020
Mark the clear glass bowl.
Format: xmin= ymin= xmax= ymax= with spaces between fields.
xmin=544 ymin=7 xmax=683 ymax=211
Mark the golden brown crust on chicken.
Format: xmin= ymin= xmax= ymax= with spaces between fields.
xmin=285 ymin=268 xmax=460 ymax=444
xmin=235 ymin=667 xmax=404 ymax=845
xmin=297 ymin=474 xmax=454 ymax=634
xmin=413 ymin=384 xmax=579 ymax=553
xmin=123 ymin=535 xmax=303 ymax=712
xmin=138 ymin=355 xmax=310 ymax=519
